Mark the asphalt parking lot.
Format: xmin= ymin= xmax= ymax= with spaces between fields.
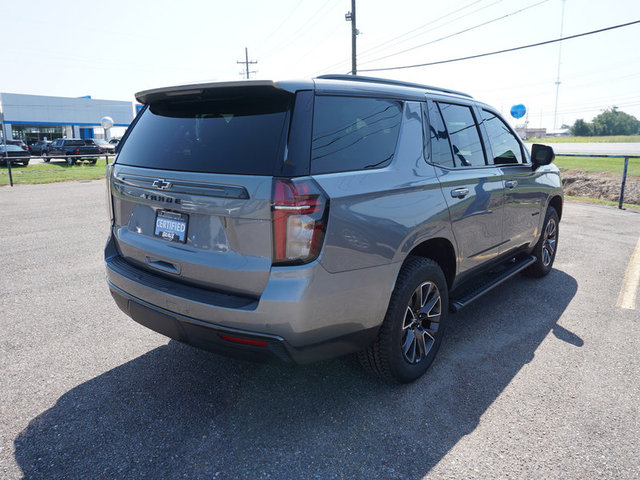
xmin=1 ymin=180 xmax=639 ymax=479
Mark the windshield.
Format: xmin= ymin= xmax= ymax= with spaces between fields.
xmin=116 ymin=94 xmax=291 ymax=175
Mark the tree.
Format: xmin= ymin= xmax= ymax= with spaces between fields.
xmin=569 ymin=108 xmax=640 ymax=136
xmin=571 ymin=118 xmax=592 ymax=136
xmin=591 ymin=107 xmax=640 ymax=136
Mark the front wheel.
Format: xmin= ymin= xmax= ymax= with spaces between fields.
xmin=524 ymin=206 xmax=559 ymax=278
xmin=359 ymin=257 xmax=449 ymax=383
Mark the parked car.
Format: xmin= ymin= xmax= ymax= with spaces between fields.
xmin=45 ymin=138 xmax=100 ymax=165
xmin=85 ymin=138 xmax=116 ymax=154
xmin=104 ymin=75 xmax=562 ymax=383
xmin=6 ymin=139 xmax=29 ymax=152
xmin=0 ymin=144 xmax=30 ymax=166
xmin=29 ymin=140 xmax=52 ymax=156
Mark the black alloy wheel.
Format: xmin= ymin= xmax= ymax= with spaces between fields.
xmin=524 ymin=206 xmax=559 ymax=278
xmin=358 ymin=256 xmax=449 ymax=383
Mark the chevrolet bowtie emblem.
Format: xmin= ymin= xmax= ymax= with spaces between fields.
xmin=152 ymin=179 xmax=172 ymax=190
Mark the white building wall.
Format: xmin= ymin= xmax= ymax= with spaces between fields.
xmin=0 ymin=92 xmax=133 ymax=127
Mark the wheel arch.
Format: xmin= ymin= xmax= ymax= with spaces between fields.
xmin=548 ymin=195 xmax=563 ymax=221
xmin=404 ymin=237 xmax=456 ymax=290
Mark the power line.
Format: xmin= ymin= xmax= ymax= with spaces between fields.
xmin=359 ymin=0 xmax=549 ymax=66
xmin=259 ymin=0 xmax=337 ymax=59
xmin=314 ymin=0 xmax=492 ymax=76
xmin=359 ymin=19 xmax=640 ymax=73
xmin=255 ymin=0 xmax=305 ymax=55
xmin=356 ymin=0 xmax=489 ymax=59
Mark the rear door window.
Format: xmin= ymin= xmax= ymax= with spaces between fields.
xmin=437 ymin=102 xmax=486 ymax=167
xmin=311 ymin=96 xmax=403 ymax=174
xmin=425 ymin=102 xmax=455 ymax=168
xmin=116 ymin=94 xmax=292 ymax=175
xmin=480 ymin=109 xmax=524 ymax=165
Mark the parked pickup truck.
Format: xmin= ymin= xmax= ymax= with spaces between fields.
xmin=45 ymin=138 xmax=100 ymax=165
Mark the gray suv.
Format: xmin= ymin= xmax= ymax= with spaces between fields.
xmin=105 ymin=75 xmax=562 ymax=383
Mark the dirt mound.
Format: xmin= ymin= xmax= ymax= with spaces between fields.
xmin=561 ymin=169 xmax=640 ymax=205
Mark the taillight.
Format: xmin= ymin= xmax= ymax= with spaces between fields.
xmin=272 ymin=178 xmax=329 ymax=265
xmin=105 ymin=163 xmax=114 ymax=222
xmin=75 ymin=147 xmax=79 ymax=154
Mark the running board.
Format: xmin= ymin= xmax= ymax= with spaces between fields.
xmin=449 ymin=255 xmax=537 ymax=312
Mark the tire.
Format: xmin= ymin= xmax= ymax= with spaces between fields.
xmin=66 ymin=157 xmax=75 ymax=166
xmin=523 ymin=206 xmax=559 ymax=278
xmin=43 ymin=153 xmax=50 ymax=162
xmin=22 ymin=160 xmax=29 ymax=166
xmin=89 ymin=159 xmax=97 ymax=165
xmin=358 ymin=256 xmax=449 ymax=384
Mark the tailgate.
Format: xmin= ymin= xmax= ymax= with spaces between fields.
xmin=111 ymin=165 xmax=273 ymax=298
xmin=109 ymin=82 xmax=311 ymax=298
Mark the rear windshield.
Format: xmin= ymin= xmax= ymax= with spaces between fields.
xmin=116 ymin=94 xmax=291 ymax=175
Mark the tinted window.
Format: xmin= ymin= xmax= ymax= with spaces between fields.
xmin=437 ymin=102 xmax=485 ymax=167
xmin=311 ymin=96 xmax=402 ymax=174
xmin=65 ymin=140 xmax=85 ymax=146
xmin=1 ymin=145 xmax=23 ymax=152
xmin=116 ymin=94 xmax=291 ymax=175
xmin=480 ymin=110 xmax=523 ymax=165
xmin=425 ymin=102 xmax=454 ymax=168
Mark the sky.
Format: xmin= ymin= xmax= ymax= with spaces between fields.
xmin=0 ymin=0 xmax=639 ymax=130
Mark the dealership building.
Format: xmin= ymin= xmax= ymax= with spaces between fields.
xmin=0 ymin=92 xmax=135 ymax=143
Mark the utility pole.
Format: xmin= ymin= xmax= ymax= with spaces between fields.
xmin=345 ymin=0 xmax=358 ymax=75
xmin=553 ymin=0 xmax=567 ymax=130
xmin=237 ymin=47 xmax=257 ymax=79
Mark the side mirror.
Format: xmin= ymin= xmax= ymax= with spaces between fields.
xmin=531 ymin=143 xmax=555 ymax=170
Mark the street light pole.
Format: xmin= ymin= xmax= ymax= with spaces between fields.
xmin=345 ymin=0 xmax=358 ymax=75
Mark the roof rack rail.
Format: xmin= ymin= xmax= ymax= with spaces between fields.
xmin=316 ymin=74 xmax=473 ymax=99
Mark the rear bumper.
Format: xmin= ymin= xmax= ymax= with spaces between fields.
xmin=105 ymin=236 xmax=399 ymax=364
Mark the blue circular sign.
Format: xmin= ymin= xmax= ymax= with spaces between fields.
xmin=510 ymin=104 xmax=526 ymax=119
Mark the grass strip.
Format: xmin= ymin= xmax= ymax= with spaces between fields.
xmin=0 ymin=158 xmax=108 ymax=186
xmin=554 ymin=156 xmax=640 ymax=177
xmin=525 ymin=135 xmax=640 ymax=143
xmin=565 ymin=195 xmax=640 ymax=210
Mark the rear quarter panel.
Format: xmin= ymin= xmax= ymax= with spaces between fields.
xmin=312 ymin=101 xmax=456 ymax=276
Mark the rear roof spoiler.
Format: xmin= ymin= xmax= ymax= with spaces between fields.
xmin=135 ymin=80 xmax=288 ymax=105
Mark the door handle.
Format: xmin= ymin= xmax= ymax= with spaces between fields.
xmin=450 ymin=188 xmax=469 ymax=199
xmin=505 ymin=180 xmax=518 ymax=189
xmin=146 ymin=257 xmax=180 ymax=275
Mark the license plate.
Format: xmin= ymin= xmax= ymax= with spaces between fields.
xmin=154 ymin=211 xmax=188 ymax=243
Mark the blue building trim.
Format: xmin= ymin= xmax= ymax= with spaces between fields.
xmin=6 ymin=120 xmax=130 ymax=127
xmin=79 ymin=127 xmax=95 ymax=140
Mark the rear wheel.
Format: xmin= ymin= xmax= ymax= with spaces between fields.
xmin=22 ymin=160 xmax=29 ymax=166
xmin=524 ymin=206 xmax=559 ymax=278
xmin=89 ymin=159 xmax=97 ymax=165
xmin=66 ymin=157 xmax=75 ymax=166
xmin=359 ymin=257 xmax=448 ymax=384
